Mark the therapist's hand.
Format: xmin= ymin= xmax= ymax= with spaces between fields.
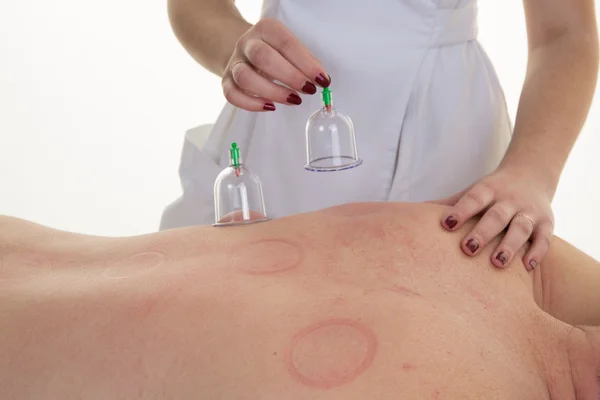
xmin=435 ymin=167 xmax=555 ymax=271
xmin=222 ymin=18 xmax=330 ymax=112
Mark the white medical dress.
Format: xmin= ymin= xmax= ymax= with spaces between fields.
xmin=160 ymin=0 xmax=512 ymax=229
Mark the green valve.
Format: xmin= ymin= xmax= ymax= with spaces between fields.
xmin=230 ymin=142 xmax=240 ymax=167
xmin=322 ymin=87 xmax=332 ymax=107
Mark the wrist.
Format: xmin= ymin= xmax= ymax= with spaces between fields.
xmin=496 ymin=159 xmax=559 ymax=199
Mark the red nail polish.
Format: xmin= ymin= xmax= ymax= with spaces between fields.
xmin=495 ymin=251 xmax=508 ymax=266
xmin=263 ymin=103 xmax=276 ymax=111
xmin=287 ymin=93 xmax=302 ymax=105
xmin=315 ymin=73 xmax=331 ymax=88
xmin=444 ymin=216 xmax=458 ymax=230
xmin=466 ymin=238 xmax=479 ymax=254
xmin=302 ymin=81 xmax=317 ymax=94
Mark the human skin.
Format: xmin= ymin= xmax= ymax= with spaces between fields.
xmin=0 ymin=202 xmax=598 ymax=399
xmin=439 ymin=0 xmax=599 ymax=269
xmin=167 ymin=0 xmax=329 ymax=111
xmin=501 ymin=0 xmax=598 ymax=191
xmin=167 ymin=0 xmax=252 ymax=77
xmin=169 ymin=0 xmax=599 ymax=265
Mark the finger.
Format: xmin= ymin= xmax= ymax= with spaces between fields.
xmin=255 ymin=20 xmax=330 ymax=87
xmin=523 ymin=220 xmax=553 ymax=272
xmin=243 ymin=37 xmax=321 ymax=95
xmin=461 ymin=202 xmax=517 ymax=257
xmin=222 ymin=76 xmax=276 ymax=112
xmin=441 ymin=184 xmax=495 ymax=231
xmin=231 ymin=61 xmax=304 ymax=105
xmin=490 ymin=213 xmax=535 ymax=268
xmin=429 ymin=189 xmax=466 ymax=207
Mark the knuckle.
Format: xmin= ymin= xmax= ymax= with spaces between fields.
xmin=254 ymin=19 xmax=267 ymax=29
xmin=474 ymin=182 xmax=494 ymax=198
xmin=513 ymin=218 xmax=533 ymax=236
xmin=505 ymin=192 xmax=521 ymax=204
xmin=277 ymin=35 xmax=296 ymax=53
xmin=537 ymin=219 xmax=555 ymax=235
xmin=231 ymin=63 xmax=250 ymax=86
xmin=464 ymin=190 xmax=486 ymax=208
xmin=256 ymin=18 xmax=277 ymax=31
xmin=257 ymin=19 xmax=290 ymax=46
xmin=246 ymin=41 xmax=270 ymax=68
xmin=486 ymin=207 xmax=511 ymax=225
xmin=235 ymin=34 xmax=248 ymax=49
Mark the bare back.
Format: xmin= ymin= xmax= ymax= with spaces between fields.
xmin=0 ymin=203 xmax=578 ymax=399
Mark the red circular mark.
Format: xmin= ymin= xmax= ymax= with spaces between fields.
xmin=232 ymin=239 xmax=303 ymax=274
xmin=286 ymin=319 xmax=377 ymax=389
xmin=321 ymin=202 xmax=384 ymax=217
xmin=0 ymin=252 xmax=53 ymax=281
xmin=104 ymin=251 xmax=166 ymax=279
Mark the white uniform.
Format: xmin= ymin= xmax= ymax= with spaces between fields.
xmin=160 ymin=0 xmax=512 ymax=230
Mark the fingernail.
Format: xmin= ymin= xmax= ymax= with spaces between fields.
xmin=287 ymin=93 xmax=302 ymax=105
xmin=302 ymin=81 xmax=317 ymax=94
xmin=495 ymin=251 xmax=508 ymax=266
xmin=263 ymin=103 xmax=276 ymax=111
xmin=529 ymin=260 xmax=537 ymax=271
xmin=444 ymin=215 xmax=458 ymax=230
xmin=315 ymin=73 xmax=331 ymax=87
xmin=466 ymin=238 xmax=479 ymax=254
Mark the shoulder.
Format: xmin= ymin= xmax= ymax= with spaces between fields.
xmin=0 ymin=215 xmax=58 ymax=244
xmin=0 ymin=215 xmax=116 ymax=257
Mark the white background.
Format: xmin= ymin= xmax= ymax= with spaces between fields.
xmin=0 ymin=1 xmax=598 ymax=258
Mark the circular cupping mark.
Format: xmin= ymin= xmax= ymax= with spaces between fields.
xmin=231 ymin=239 xmax=303 ymax=274
xmin=286 ymin=319 xmax=377 ymax=389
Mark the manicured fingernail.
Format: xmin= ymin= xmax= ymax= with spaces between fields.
xmin=495 ymin=251 xmax=508 ymax=266
xmin=529 ymin=260 xmax=537 ymax=271
xmin=302 ymin=81 xmax=317 ymax=94
xmin=315 ymin=73 xmax=331 ymax=87
xmin=287 ymin=93 xmax=302 ymax=105
xmin=444 ymin=215 xmax=458 ymax=230
xmin=263 ymin=103 xmax=276 ymax=111
xmin=466 ymin=238 xmax=479 ymax=254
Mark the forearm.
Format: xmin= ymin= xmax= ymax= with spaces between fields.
xmin=500 ymin=32 xmax=599 ymax=195
xmin=167 ymin=0 xmax=252 ymax=76
xmin=536 ymin=237 xmax=600 ymax=326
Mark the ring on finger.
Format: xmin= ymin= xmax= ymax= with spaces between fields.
xmin=231 ymin=60 xmax=247 ymax=71
xmin=514 ymin=213 xmax=535 ymax=230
